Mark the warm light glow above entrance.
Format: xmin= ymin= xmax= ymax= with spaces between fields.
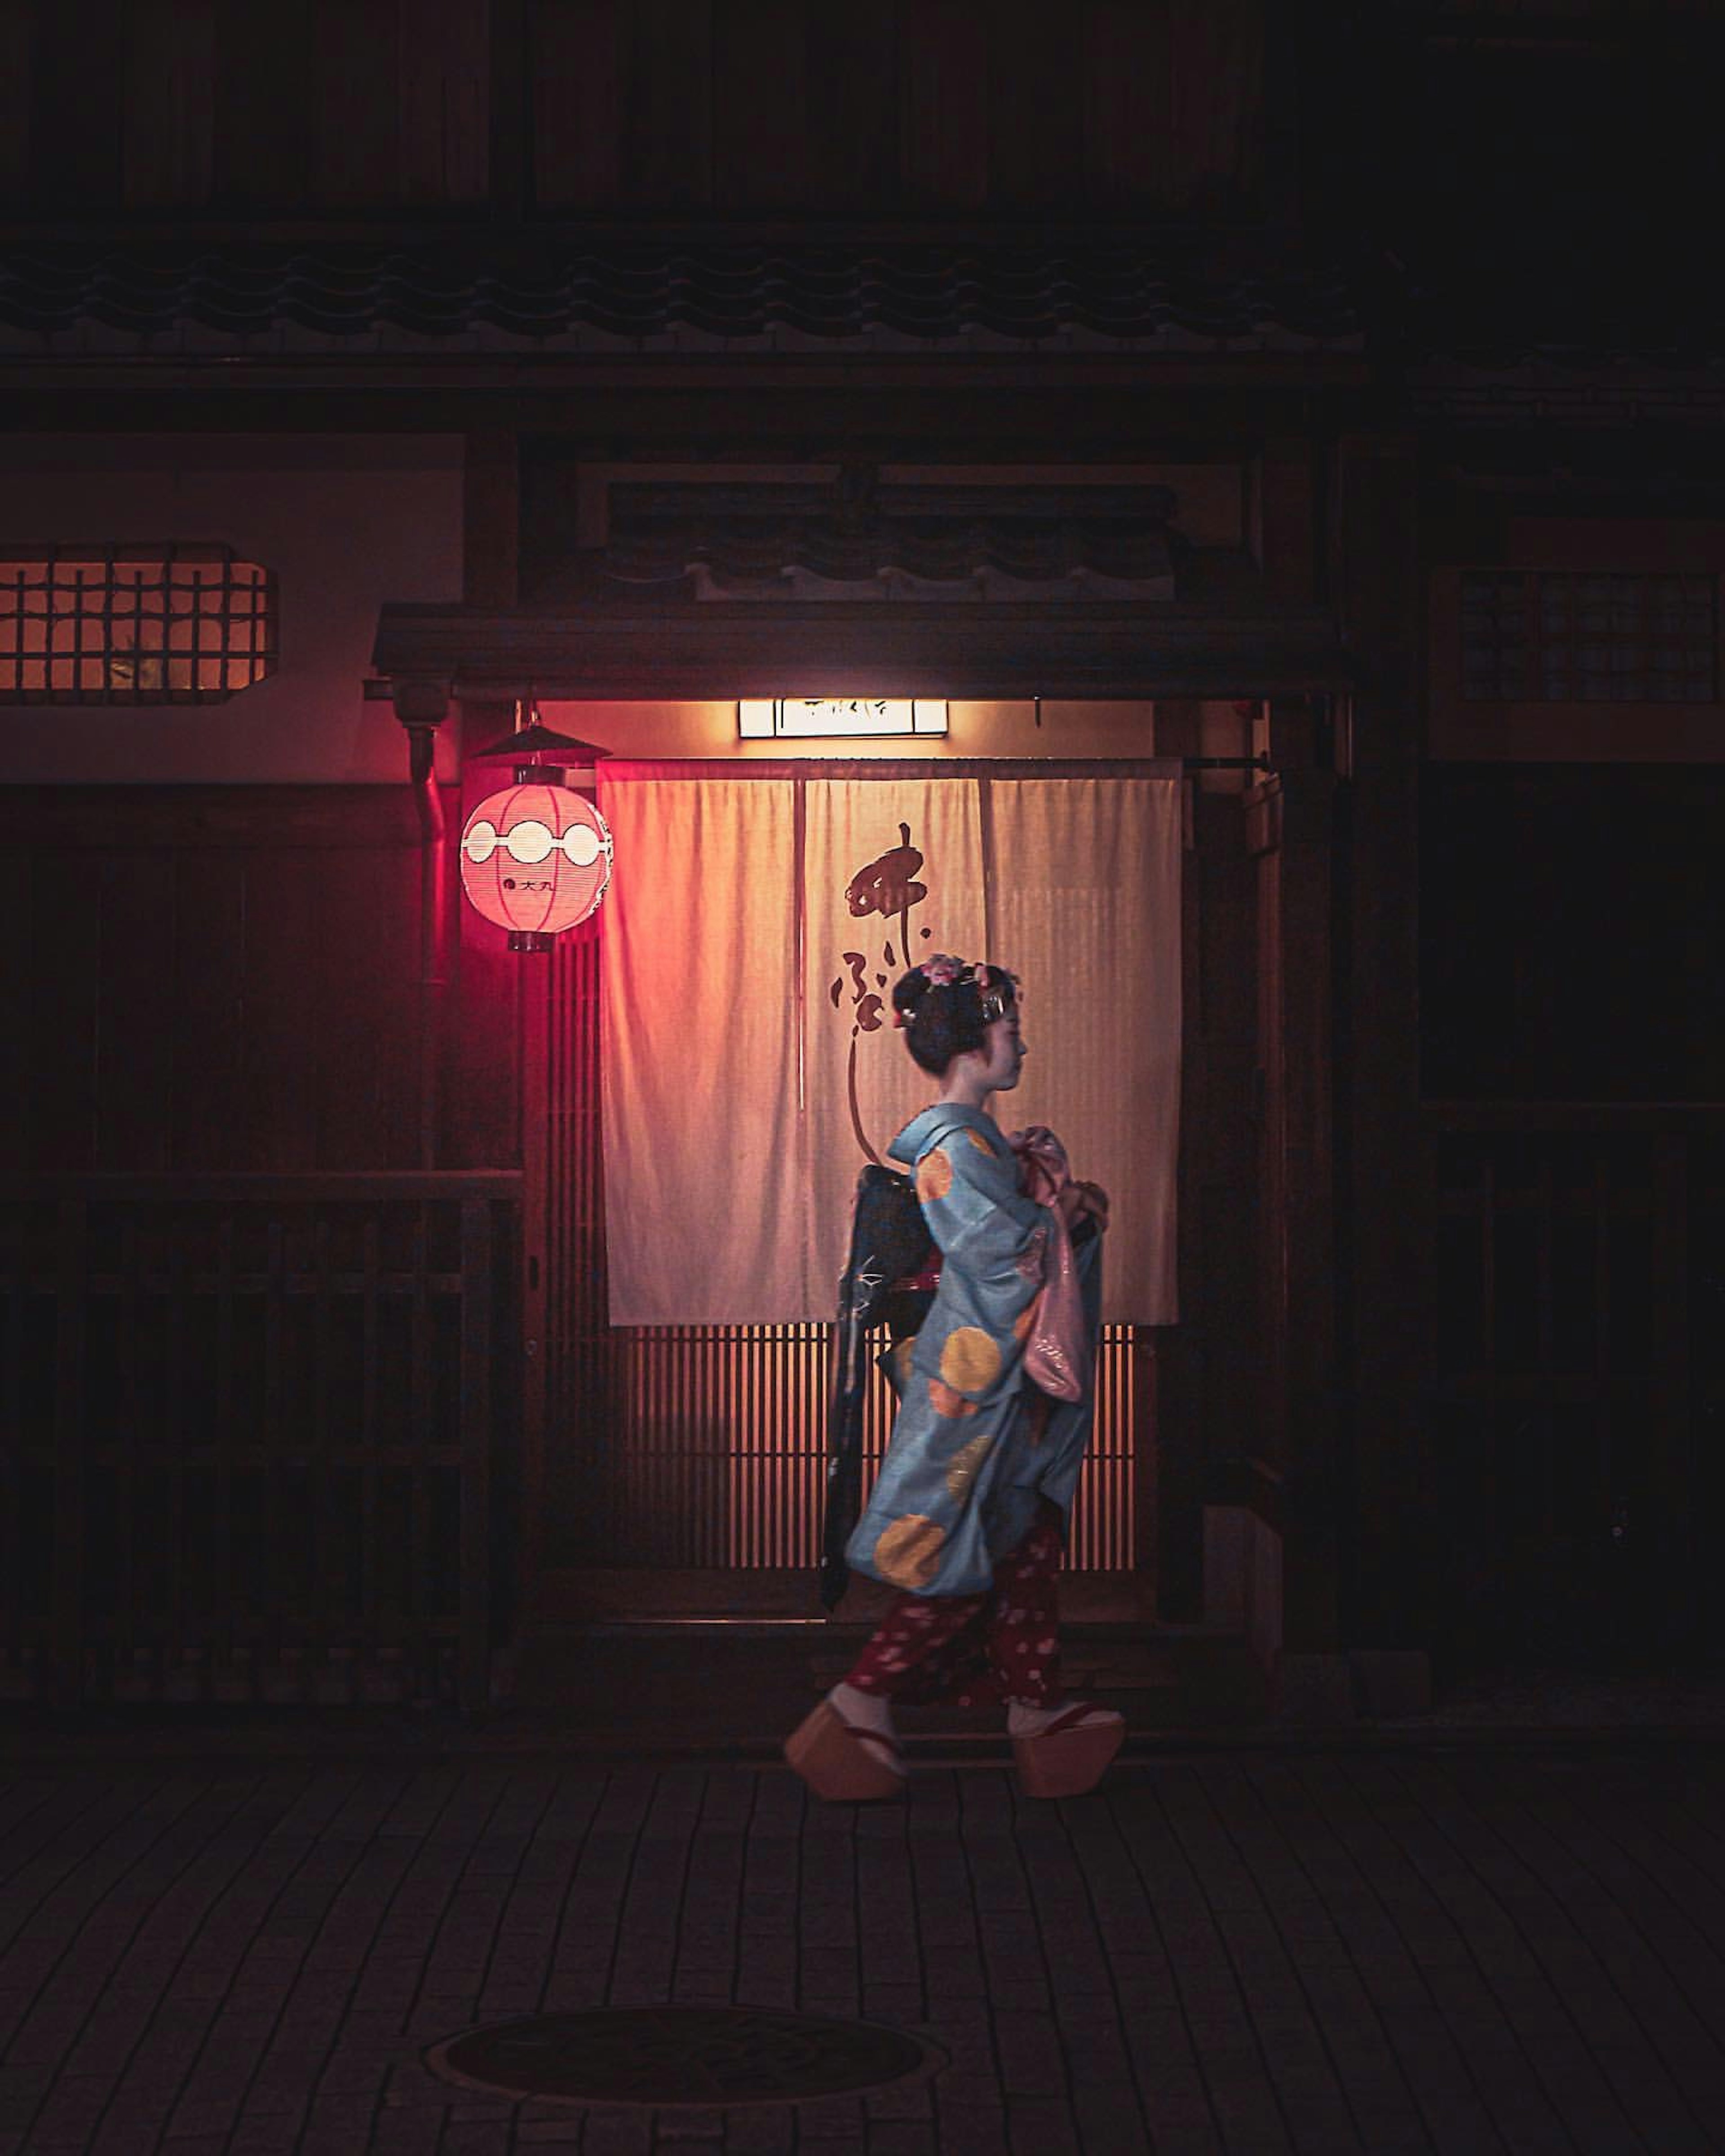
xmin=738 ymin=699 xmax=948 ymax=739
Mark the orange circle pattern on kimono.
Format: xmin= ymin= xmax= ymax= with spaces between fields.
xmin=1013 ymin=1301 xmax=1036 ymax=1341
xmin=874 ymin=1514 xmax=947 ymax=1589
xmin=890 ymin=1336 xmax=916 ymax=1388
xmin=964 ymin=1129 xmax=997 ymax=1156
xmin=940 ymin=1326 xmax=1003 ymax=1396
xmin=927 ymin=1376 xmax=979 ymax=1418
xmin=916 ymin=1149 xmax=954 ymax=1202
xmin=943 ymin=1429 xmax=993 ymax=1502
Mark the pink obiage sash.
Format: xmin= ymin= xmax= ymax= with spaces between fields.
xmin=1007 ymin=1126 xmax=1090 ymax=1404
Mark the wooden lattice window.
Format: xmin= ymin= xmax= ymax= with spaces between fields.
xmin=1461 ymin=569 xmax=1716 ymax=704
xmin=0 ymin=546 xmax=278 ymax=702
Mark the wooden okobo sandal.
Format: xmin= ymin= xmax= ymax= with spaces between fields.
xmin=783 ymin=1700 xmax=907 ymax=1802
xmin=1012 ymin=1704 xmax=1126 ymax=1799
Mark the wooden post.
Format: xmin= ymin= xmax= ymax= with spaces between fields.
xmin=1260 ymin=762 xmax=1340 ymax=1657
xmin=50 ymin=1197 xmax=86 ymax=1708
xmin=457 ymin=427 xmax=528 ymax=1648
xmin=1240 ymin=727 xmax=1405 ymax=1718
xmin=1335 ymin=431 xmax=1432 ymax=1659
xmin=516 ymin=908 xmax=551 ymax=1613
xmin=1158 ymin=783 xmax=1258 ymax=1621
xmin=1650 ymin=1134 xmax=1693 ymax=1649
xmin=458 ymin=1194 xmax=495 ymax=1713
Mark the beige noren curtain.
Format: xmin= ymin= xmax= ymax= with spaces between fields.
xmin=598 ymin=764 xmax=1181 ymax=1326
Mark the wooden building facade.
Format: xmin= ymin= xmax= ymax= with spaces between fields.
xmin=2 ymin=0 xmax=1721 ymax=1712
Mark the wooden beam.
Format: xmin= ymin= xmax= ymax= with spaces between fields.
xmin=373 ymin=601 xmax=1354 ymax=701
xmin=0 ymin=1171 xmax=523 ymax=1201
xmin=0 ymin=360 xmax=1371 ymax=410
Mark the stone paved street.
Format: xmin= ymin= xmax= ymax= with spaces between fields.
xmin=2 ymin=1747 xmax=1723 ymax=2154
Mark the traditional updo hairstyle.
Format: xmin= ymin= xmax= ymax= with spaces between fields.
xmin=891 ymin=958 xmax=1018 ymax=1077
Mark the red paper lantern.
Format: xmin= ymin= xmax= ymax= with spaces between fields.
xmin=459 ymin=780 xmax=613 ymax=952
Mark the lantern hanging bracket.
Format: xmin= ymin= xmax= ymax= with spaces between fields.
xmin=467 ymin=716 xmax=615 ymax=771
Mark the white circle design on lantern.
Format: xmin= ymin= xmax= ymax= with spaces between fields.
xmin=461 ymin=818 xmax=500 ymax=865
xmin=564 ymin=824 xmax=602 ymax=867
xmin=504 ymin=818 xmax=555 ymax=864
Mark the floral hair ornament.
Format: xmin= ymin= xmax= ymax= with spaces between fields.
xmin=893 ymin=950 xmax=960 ymax=1023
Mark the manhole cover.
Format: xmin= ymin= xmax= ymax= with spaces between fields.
xmin=426 ymin=2004 xmax=943 ymax=2108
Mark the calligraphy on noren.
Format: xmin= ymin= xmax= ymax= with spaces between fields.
xmin=831 ymin=822 xmax=935 ymax=1165
xmin=845 ymin=821 xmax=927 ymax=929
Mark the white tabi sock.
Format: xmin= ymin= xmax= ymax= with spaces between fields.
xmin=1007 ymin=1698 xmax=1123 ymax=1739
xmin=829 ymin=1681 xmax=897 ymax=1739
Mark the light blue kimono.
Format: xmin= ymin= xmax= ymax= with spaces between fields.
xmin=844 ymin=1101 xmax=1102 ymax=1598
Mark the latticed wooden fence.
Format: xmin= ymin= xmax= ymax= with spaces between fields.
xmin=570 ymin=1321 xmax=1149 ymax=1573
xmin=1430 ymin=1119 xmax=1705 ymax=1658
xmin=0 ymin=1173 xmax=519 ymax=1708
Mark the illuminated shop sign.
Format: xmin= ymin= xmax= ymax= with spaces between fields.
xmin=737 ymin=699 xmax=949 ymax=740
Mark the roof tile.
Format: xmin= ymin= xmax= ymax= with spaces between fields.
xmin=0 ymin=242 xmax=1363 ymax=356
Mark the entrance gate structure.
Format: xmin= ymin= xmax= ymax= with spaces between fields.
xmin=372 ymin=452 xmax=1376 ymax=1696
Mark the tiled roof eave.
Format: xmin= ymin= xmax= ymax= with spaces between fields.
xmin=0 ymin=241 xmax=1365 ymax=361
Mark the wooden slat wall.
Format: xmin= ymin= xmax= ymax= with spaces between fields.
xmin=538 ymin=895 xmax=1148 ymax=1578
xmin=212 ymin=0 xmax=312 ymax=210
xmin=1423 ymin=766 xmax=1725 ymax=1102
xmin=27 ymin=0 xmax=124 ymax=213
xmin=0 ymin=790 xmax=445 ymax=1177
xmin=1168 ymin=0 xmax=1265 ymax=212
xmin=0 ymin=0 xmax=1266 ymax=216
xmin=531 ymin=0 xmax=1267 ymax=215
xmin=0 ymin=0 xmax=33 ymax=200
xmin=1431 ymin=1123 xmax=1698 ymax=1658
xmin=122 ymin=0 xmax=217 ymax=209
xmin=712 ymin=0 xmax=807 ymax=213
xmin=1082 ymin=0 xmax=1169 ymax=210
xmin=986 ymin=0 xmax=1084 ymax=214
xmin=897 ymin=0 xmax=988 ymax=213
xmin=531 ymin=0 xmax=625 ymax=216
xmin=402 ymin=0 xmax=491 ymax=204
xmin=805 ymin=7 xmax=900 ymax=215
xmin=0 ymin=1175 xmax=518 ymax=1707
xmin=0 ymin=0 xmax=493 ymax=211
xmin=308 ymin=0 xmax=404 ymax=209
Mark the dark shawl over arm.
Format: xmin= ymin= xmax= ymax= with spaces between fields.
xmin=820 ymin=1165 xmax=935 ymax=1610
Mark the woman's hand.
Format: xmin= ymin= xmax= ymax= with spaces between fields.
xmin=1056 ymin=1180 xmax=1109 ymax=1230
xmin=1055 ymin=1182 xmax=1087 ymax=1227
xmin=1071 ymin=1181 xmax=1110 ymax=1231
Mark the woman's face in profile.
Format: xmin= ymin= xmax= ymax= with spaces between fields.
xmin=981 ymin=1007 xmax=1026 ymax=1091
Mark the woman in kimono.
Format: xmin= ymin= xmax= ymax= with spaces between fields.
xmin=784 ymin=954 xmax=1123 ymax=1803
